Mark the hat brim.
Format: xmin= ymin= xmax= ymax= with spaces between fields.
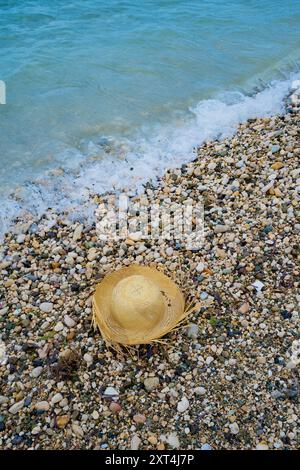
xmin=92 ymin=265 xmax=185 ymax=345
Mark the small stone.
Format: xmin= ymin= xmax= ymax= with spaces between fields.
xmin=64 ymin=315 xmax=76 ymax=328
xmin=215 ymin=247 xmax=226 ymax=259
xmin=59 ymin=398 xmax=68 ymax=407
xmin=187 ymin=323 xmax=198 ymax=339
xmin=229 ymin=422 xmax=239 ymax=435
xmin=194 ymin=387 xmax=206 ymax=396
xmin=83 ymin=353 xmax=93 ymax=364
xmin=200 ymin=292 xmax=208 ymax=301
xmin=214 ymin=224 xmax=230 ymax=234
xmin=148 ymin=436 xmax=158 ymax=445
xmin=35 ymin=401 xmax=50 ymax=411
xmin=0 ymin=396 xmax=9 ymax=405
xmin=206 ymin=356 xmax=214 ymax=365
xmin=56 ymin=415 xmax=70 ymax=429
xmin=196 ymin=262 xmax=205 ymax=273
xmin=72 ymin=423 xmax=84 ymax=438
xmin=252 ymin=280 xmax=264 ymax=292
xmin=166 ymin=432 xmax=180 ymax=449
xmin=51 ymin=393 xmax=63 ymax=405
xmin=131 ymin=435 xmax=141 ymax=450
xmin=256 ymin=443 xmax=269 ymax=450
xmin=40 ymin=302 xmax=53 ymax=313
xmin=104 ymin=386 xmax=118 ymax=397
xmin=73 ymin=224 xmax=83 ymax=241
xmin=129 ymin=231 xmax=142 ymax=242
xmin=271 ymin=161 xmax=284 ymax=170
xmin=177 ymin=397 xmax=189 ymax=413
xmin=92 ymin=410 xmax=99 ymax=420
xmin=87 ymin=248 xmax=98 ymax=261
xmin=31 ymin=366 xmax=43 ymax=378
xmin=109 ymin=402 xmax=122 ymax=413
xmin=31 ymin=426 xmax=41 ymax=435
xmin=201 ymin=443 xmax=212 ymax=450
xmin=16 ymin=234 xmax=26 ymax=244
xmin=144 ymin=377 xmax=159 ymax=392
xmin=9 ymin=400 xmax=24 ymax=415
xmin=239 ymin=303 xmax=250 ymax=314
xmin=165 ymin=247 xmax=174 ymax=257
xmin=271 ymin=144 xmax=280 ymax=153
xmin=133 ymin=414 xmax=146 ymax=424
xmin=54 ymin=321 xmax=64 ymax=332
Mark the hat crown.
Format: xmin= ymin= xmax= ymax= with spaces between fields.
xmin=110 ymin=275 xmax=165 ymax=333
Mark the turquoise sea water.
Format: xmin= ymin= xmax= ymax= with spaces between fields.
xmin=0 ymin=0 xmax=300 ymax=233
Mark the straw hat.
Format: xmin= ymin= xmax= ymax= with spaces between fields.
xmin=92 ymin=265 xmax=186 ymax=345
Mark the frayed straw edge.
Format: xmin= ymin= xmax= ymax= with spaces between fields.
xmin=92 ymin=298 xmax=199 ymax=356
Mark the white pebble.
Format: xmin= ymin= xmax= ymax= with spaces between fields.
xmin=177 ymin=396 xmax=189 ymax=413
xmin=40 ymin=302 xmax=53 ymax=313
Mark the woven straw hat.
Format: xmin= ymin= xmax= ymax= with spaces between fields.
xmin=92 ymin=265 xmax=186 ymax=345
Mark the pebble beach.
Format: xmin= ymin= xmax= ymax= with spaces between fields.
xmin=0 ymin=87 xmax=299 ymax=451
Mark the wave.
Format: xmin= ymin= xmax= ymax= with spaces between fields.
xmin=1 ymin=71 xmax=300 ymax=239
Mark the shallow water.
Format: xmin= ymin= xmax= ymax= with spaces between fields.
xmin=0 ymin=0 xmax=300 ymax=233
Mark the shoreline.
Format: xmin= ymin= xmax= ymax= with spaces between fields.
xmin=1 ymin=73 xmax=299 ymax=241
xmin=0 ymin=88 xmax=299 ymax=450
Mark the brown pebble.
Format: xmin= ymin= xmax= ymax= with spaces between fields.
xmin=238 ymin=303 xmax=250 ymax=314
xmin=109 ymin=402 xmax=122 ymax=413
xmin=133 ymin=414 xmax=146 ymax=424
xmin=56 ymin=415 xmax=70 ymax=429
xmin=271 ymin=161 xmax=284 ymax=170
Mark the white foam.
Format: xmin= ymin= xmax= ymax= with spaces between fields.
xmin=0 ymin=72 xmax=299 ymax=238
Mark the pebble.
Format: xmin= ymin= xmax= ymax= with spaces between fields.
xmin=51 ymin=393 xmax=63 ymax=405
xmin=177 ymin=397 xmax=189 ymax=413
xmin=54 ymin=321 xmax=64 ymax=332
xmin=64 ymin=315 xmax=76 ymax=328
xmin=165 ymin=247 xmax=174 ymax=257
xmin=133 ymin=414 xmax=146 ymax=424
xmin=256 ymin=443 xmax=269 ymax=450
xmin=148 ymin=435 xmax=158 ymax=445
xmin=40 ymin=302 xmax=53 ymax=313
xmin=214 ymin=224 xmax=230 ymax=234
xmin=104 ymin=386 xmax=118 ymax=397
xmin=9 ymin=400 xmax=24 ymax=415
xmin=35 ymin=401 xmax=50 ymax=411
xmin=186 ymin=323 xmax=199 ymax=339
xmin=229 ymin=422 xmax=239 ymax=435
xmin=73 ymin=224 xmax=83 ymax=241
xmin=271 ymin=144 xmax=280 ymax=153
xmin=83 ymin=353 xmax=93 ymax=364
xmin=92 ymin=410 xmax=99 ymax=420
xmin=196 ymin=262 xmax=205 ymax=273
xmin=0 ymin=396 xmax=9 ymax=405
xmin=31 ymin=426 xmax=41 ymax=435
xmin=109 ymin=402 xmax=122 ymax=413
xmin=31 ymin=366 xmax=43 ymax=378
xmin=201 ymin=443 xmax=212 ymax=450
xmin=166 ymin=432 xmax=180 ymax=449
xmin=72 ymin=423 xmax=84 ymax=438
xmin=16 ymin=234 xmax=26 ymax=244
xmin=144 ymin=377 xmax=159 ymax=392
xmin=252 ymin=280 xmax=264 ymax=292
xmin=194 ymin=387 xmax=206 ymax=396
xmin=131 ymin=435 xmax=141 ymax=450
xmin=239 ymin=303 xmax=250 ymax=314
xmin=56 ymin=415 xmax=69 ymax=429
xmin=271 ymin=161 xmax=284 ymax=170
